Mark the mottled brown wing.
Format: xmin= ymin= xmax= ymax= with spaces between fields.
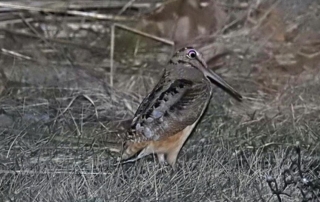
xmin=129 ymin=72 xmax=211 ymax=142
xmin=133 ymin=69 xmax=168 ymax=120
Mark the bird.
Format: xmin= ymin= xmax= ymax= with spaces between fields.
xmin=118 ymin=47 xmax=242 ymax=168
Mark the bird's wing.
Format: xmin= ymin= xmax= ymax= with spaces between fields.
xmin=128 ymin=70 xmax=211 ymax=142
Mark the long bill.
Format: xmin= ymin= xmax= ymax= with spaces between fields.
xmin=200 ymin=66 xmax=243 ymax=102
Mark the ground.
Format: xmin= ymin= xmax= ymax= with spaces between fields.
xmin=0 ymin=0 xmax=319 ymax=201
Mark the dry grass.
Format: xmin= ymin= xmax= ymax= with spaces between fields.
xmin=0 ymin=0 xmax=319 ymax=201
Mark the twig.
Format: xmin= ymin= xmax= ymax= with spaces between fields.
xmin=0 ymin=2 xmax=132 ymax=21
xmin=108 ymin=23 xmax=173 ymax=86
xmin=0 ymin=48 xmax=32 ymax=60
xmin=0 ymin=17 xmax=33 ymax=28
xmin=58 ymin=94 xmax=98 ymax=120
xmin=218 ymin=13 xmax=248 ymax=35
xmin=0 ymin=169 xmax=115 ymax=175
xmin=19 ymin=13 xmax=74 ymax=65
xmin=110 ymin=24 xmax=115 ymax=87
xmin=118 ymin=0 xmax=137 ymax=15
xmin=252 ymin=0 xmax=281 ymax=31
xmin=0 ymin=28 xmax=108 ymax=52
xmin=114 ymin=23 xmax=174 ymax=46
xmin=0 ymin=1 xmax=162 ymax=11
xmin=297 ymin=51 xmax=320 ymax=59
xmin=218 ymin=2 xmax=249 ymax=9
xmin=69 ymin=111 xmax=82 ymax=136
xmin=7 ymin=131 xmax=27 ymax=158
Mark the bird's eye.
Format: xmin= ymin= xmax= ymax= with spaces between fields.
xmin=187 ymin=50 xmax=197 ymax=59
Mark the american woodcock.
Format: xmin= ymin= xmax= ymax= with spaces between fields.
xmin=119 ymin=47 xmax=242 ymax=168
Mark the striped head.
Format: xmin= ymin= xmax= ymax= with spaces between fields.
xmin=169 ymin=47 xmax=243 ymax=101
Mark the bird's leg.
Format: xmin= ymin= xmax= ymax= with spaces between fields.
xmin=166 ymin=139 xmax=187 ymax=170
xmin=157 ymin=153 xmax=167 ymax=165
xmin=166 ymin=123 xmax=197 ymax=169
xmin=166 ymin=149 xmax=180 ymax=170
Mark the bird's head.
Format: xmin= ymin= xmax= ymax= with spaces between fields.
xmin=170 ymin=47 xmax=243 ymax=102
xmin=170 ymin=47 xmax=207 ymax=69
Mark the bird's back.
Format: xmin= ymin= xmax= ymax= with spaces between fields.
xmin=128 ymin=63 xmax=212 ymax=143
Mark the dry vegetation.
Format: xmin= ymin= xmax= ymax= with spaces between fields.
xmin=0 ymin=0 xmax=319 ymax=201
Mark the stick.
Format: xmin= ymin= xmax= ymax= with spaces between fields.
xmin=110 ymin=24 xmax=115 ymax=87
xmin=0 ymin=2 xmax=132 ymax=21
xmin=114 ymin=23 xmax=174 ymax=46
